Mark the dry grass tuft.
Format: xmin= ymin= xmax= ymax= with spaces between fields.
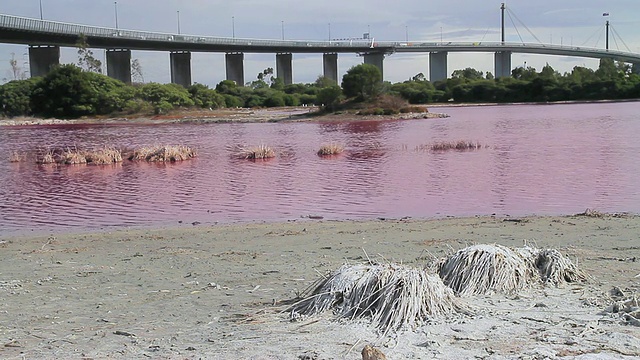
xmin=437 ymin=244 xmax=536 ymax=296
xmin=534 ymin=249 xmax=588 ymax=285
xmin=129 ymin=145 xmax=197 ymax=162
xmin=418 ymin=141 xmax=484 ymax=152
xmin=289 ymin=262 xmax=466 ymax=334
xmin=236 ymin=145 xmax=276 ymax=160
xmin=9 ymin=151 xmax=26 ymax=163
xmin=437 ymin=244 xmax=588 ymax=296
xmin=317 ymin=143 xmax=344 ymax=156
xmin=59 ymin=148 xmax=87 ymax=165
xmin=86 ymin=147 xmax=123 ymax=165
xmin=36 ymin=149 xmax=56 ymax=165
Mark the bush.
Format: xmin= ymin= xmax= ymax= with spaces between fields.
xmin=138 ymin=83 xmax=194 ymax=114
xmin=0 ymin=78 xmax=40 ymax=117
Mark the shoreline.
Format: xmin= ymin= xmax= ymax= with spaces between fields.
xmin=2 ymin=99 xmax=638 ymax=127
xmin=1 ymin=214 xmax=638 ymax=359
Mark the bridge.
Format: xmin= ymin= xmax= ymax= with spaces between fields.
xmin=2 ymin=13 xmax=639 ymax=86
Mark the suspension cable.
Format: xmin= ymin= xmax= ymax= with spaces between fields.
xmin=479 ymin=27 xmax=490 ymax=43
xmin=610 ymin=25 xmax=632 ymax=52
xmin=506 ymin=11 xmax=525 ymax=44
xmin=506 ymin=8 xmax=543 ymax=44
xmin=581 ymin=25 xmax=602 ymax=47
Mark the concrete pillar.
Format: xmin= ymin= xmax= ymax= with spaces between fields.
xmin=429 ymin=51 xmax=448 ymax=82
xmin=363 ymin=52 xmax=384 ymax=80
xmin=28 ymin=45 xmax=60 ymax=77
xmin=225 ymin=52 xmax=245 ymax=86
xmin=323 ymin=53 xmax=338 ymax=84
xmin=276 ymin=53 xmax=293 ymax=85
xmin=631 ymin=63 xmax=640 ymax=75
xmin=106 ymin=49 xmax=132 ymax=84
xmin=494 ymin=51 xmax=512 ymax=78
xmin=170 ymin=51 xmax=191 ymax=87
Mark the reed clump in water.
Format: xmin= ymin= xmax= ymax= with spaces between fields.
xmin=129 ymin=145 xmax=197 ymax=162
xmin=289 ymin=262 xmax=467 ymax=334
xmin=9 ymin=151 xmax=26 ymax=163
xmin=59 ymin=148 xmax=88 ymax=165
xmin=86 ymin=147 xmax=123 ymax=165
xmin=317 ymin=143 xmax=344 ymax=156
xmin=417 ymin=141 xmax=484 ymax=152
xmin=236 ymin=145 xmax=276 ymax=160
xmin=35 ymin=149 xmax=56 ymax=165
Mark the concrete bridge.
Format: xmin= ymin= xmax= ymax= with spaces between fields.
xmin=2 ymin=13 xmax=640 ymax=86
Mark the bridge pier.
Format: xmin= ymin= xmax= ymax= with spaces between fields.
xmin=363 ymin=52 xmax=384 ymax=80
xmin=429 ymin=51 xmax=448 ymax=82
xmin=106 ymin=49 xmax=132 ymax=84
xmin=276 ymin=53 xmax=293 ymax=85
xmin=494 ymin=51 xmax=512 ymax=78
xmin=225 ymin=52 xmax=245 ymax=86
xmin=170 ymin=51 xmax=192 ymax=87
xmin=29 ymin=45 xmax=60 ymax=77
xmin=323 ymin=53 xmax=338 ymax=83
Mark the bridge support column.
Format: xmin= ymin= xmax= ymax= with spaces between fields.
xmin=29 ymin=45 xmax=60 ymax=77
xmin=170 ymin=51 xmax=191 ymax=87
xmin=106 ymin=49 xmax=132 ymax=84
xmin=363 ymin=52 xmax=384 ymax=80
xmin=429 ymin=51 xmax=448 ymax=82
xmin=494 ymin=51 xmax=512 ymax=78
xmin=276 ymin=53 xmax=293 ymax=85
xmin=323 ymin=53 xmax=338 ymax=83
xmin=225 ymin=52 xmax=245 ymax=86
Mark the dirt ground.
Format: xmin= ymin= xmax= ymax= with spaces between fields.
xmin=1 ymin=214 xmax=638 ymax=359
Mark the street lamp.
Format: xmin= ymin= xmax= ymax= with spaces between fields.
xmin=177 ymin=10 xmax=181 ymax=34
xmin=232 ymin=16 xmax=235 ymax=38
xmin=114 ymin=1 xmax=118 ymax=29
xmin=405 ymin=26 xmax=408 ymax=42
xmin=328 ymin=23 xmax=331 ymax=41
xmin=281 ymin=21 xmax=284 ymax=40
xmin=39 ymin=0 xmax=43 ymax=20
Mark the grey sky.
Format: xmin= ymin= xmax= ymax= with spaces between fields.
xmin=1 ymin=0 xmax=639 ymax=86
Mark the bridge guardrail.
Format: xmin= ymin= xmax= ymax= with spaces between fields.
xmin=1 ymin=13 xmax=638 ymax=60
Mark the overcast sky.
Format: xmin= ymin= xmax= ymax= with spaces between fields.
xmin=1 ymin=0 xmax=639 ymax=86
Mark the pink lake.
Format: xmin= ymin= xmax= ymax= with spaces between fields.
xmin=1 ymin=102 xmax=639 ymax=235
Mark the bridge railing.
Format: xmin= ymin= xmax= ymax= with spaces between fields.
xmin=0 ymin=13 xmax=377 ymax=48
xmin=1 ymin=13 xmax=638 ymax=59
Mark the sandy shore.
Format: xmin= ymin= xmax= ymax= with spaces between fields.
xmin=1 ymin=215 xmax=639 ymax=359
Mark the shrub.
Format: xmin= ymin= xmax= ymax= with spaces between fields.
xmin=235 ymin=145 xmax=275 ymax=160
xmin=317 ymin=144 xmax=344 ymax=156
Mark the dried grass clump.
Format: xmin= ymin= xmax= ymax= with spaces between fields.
xmin=290 ymin=263 xmax=466 ymax=334
xmin=236 ymin=145 xmax=275 ymax=160
xmin=534 ymin=249 xmax=588 ymax=285
xmin=437 ymin=244 xmax=588 ymax=296
xmin=9 ymin=151 xmax=26 ymax=163
xmin=129 ymin=145 xmax=197 ymax=162
xmin=59 ymin=148 xmax=87 ymax=165
xmin=428 ymin=141 xmax=483 ymax=151
xmin=317 ymin=144 xmax=344 ymax=156
xmin=437 ymin=244 xmax=535 ymax=296
xmin=36 ymin=149 xmax=56 ymax=164
xmin=86 ymin=147 xmax=123 ymax=165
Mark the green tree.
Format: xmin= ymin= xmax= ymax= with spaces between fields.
xmin=341 ymin=63 xmax=382 ymax=101
xmin=131 ymin=58 xmax=144 ymax=83
xmin=451 ymin=68 xmax=484 ymax=80
xmin=32 ymin=64 xmax=130 ymax=118
xmin=138 ymin=83 xmax=195 ymax=114
xmin=0 ymin=78 xmax=40 ymax=117
xmin=316 ymin=85 xmax=343 ymax=111
xmin=188 ymin=83 xmax=224 ymax=109
xmin=76 ymin=34 xmax=102 ymax=73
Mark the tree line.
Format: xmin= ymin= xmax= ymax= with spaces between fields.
xmin=1 ymin=51 xmax=639 ymax=119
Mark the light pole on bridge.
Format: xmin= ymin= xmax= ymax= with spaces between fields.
xmin=39 ymin=0 xmax=43 ymax=20
xmin=603 ymin=12 xmax=610 ymax=50
xmin=232 ymin=16 xmax=235 ymax=39
xmin=177 ymin=11 xmax=181 ymax=34
xmin=281 ymin=21 xmax=285 ymax=40
xmin=114 ymin=1 xmax=118 ymax=30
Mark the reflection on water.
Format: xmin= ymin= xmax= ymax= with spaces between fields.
xmin=1 ymin=102 xmax=639 ymax=235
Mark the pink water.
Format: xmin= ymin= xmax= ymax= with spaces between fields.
xmin=1 ymin=102 xmax=639 ymax=235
